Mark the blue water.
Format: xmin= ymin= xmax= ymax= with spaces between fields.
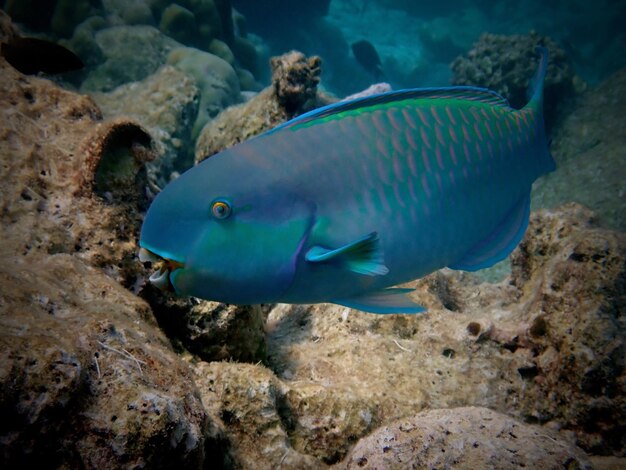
xmin=234 ymin=0 xmax=626 ymax=95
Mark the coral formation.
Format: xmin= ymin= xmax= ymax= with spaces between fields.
xmin=195 ymin=51 xmax=328 ymax=163
xmin=451 ymin=32 xmax=580 ymax=128
xmin=90 ymin=64 xmax=200 ymax=187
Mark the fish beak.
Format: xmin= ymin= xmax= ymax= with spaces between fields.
xmin=138 ymin=247 xmax=184 ymax=291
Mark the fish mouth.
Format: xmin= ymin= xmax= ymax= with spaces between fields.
xmin=138 ymin=247 xmax=184 ymax=291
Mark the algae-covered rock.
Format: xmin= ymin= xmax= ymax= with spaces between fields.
xmin=142 ymin=288 xmax=268 ymax=363
xmin=167 ymin=46 xmax=241 ymax=138
xmin=0 ymin=58 xmax=154 ymax=286
xmin=0 ymin=57 xmax=229 ymax=467
xmin=90 ymin=65 xmax=200 ymax=187
xmin=451 ymin=32 xmax=580 ymax=128
xmin=339 ymin=407 xmax=592 ymax=469
xmin=208 ymin=37 xmax=235 ymax=65
xmin=195 ymin=51 xmax=324 ymax=162
xmin=532 ymin=68 xmax=626 ymax=231
xmin=81 ymin=25 xmax=181 ymax=92
xmin=159 ymin=3 xmax=197 ymax=44
xmin=195 ymin=362 xmax=324 ymax=469
xmin=0 ymin=254 xmax=225 ymax=468
xmin=271 ymin=50 xmax=322 ymax=114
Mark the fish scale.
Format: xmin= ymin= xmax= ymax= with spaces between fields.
xmin=140 ymin=48 xmax=554 ymax=314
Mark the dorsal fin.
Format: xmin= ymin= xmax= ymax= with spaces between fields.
xmin=271 ymin=86 xmax=512 ymax=133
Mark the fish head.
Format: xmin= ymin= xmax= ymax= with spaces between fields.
xmin=139 ymin=162 xmax=315 ymax=304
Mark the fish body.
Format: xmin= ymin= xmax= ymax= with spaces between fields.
xmin=140 ymin=48 xmax=554 ymax=314
xmin=1 ymin=37 xmax=83 ymax=75
xmin=351 ymin=40 xmax=384 ymax=80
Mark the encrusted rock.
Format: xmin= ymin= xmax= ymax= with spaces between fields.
xmin=167 ymin=46 xmax=241 ymax=138
xmin=90 ymin=65 xmax=200 ymax=187
xmin=141 ymin=288 xmax=268 ymax=363
xmin=339 ymin=407 xmax=592 ymax=469
xmin=195 ymin=362 xmax=324 ymax=469
xmin=0 ymin=42 xmax=230 ymax=468
xmin=0 ymin=254 xmax=227 ymax=467
xmin=0 ymin=58 xmax=155 ymax=288
xmin=270 ymin=51 xmax=322 ymax=114
xmin=81 ymin=25 xmax=182 ymax=92
xmin=195 ymin=51 xmax=329 ymax=163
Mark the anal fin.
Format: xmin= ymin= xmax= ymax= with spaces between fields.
xmin=449 ymin=193 xmax=531 ymax=271
xmin=334 ymin=288 xmax=425 ymax=314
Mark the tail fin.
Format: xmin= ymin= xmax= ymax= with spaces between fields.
xmin=525 ymin=46 xmax=549 ymax=109
xmin=524 ymin=47 xmax=555 ymax=174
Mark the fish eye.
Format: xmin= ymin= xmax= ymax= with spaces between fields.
xmin=211 ymin=199 xmax=232 ymax=219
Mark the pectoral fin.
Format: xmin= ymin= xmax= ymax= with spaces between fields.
xmin=305 ymin=232 xmax=389 ymax=276
xmin=334 ymin=288 xmax=425 ymax=314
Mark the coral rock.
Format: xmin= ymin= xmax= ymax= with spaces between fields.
xmin=167 ymin=46 xmax=241 ymax=138
xmin=141 ymin=288 xmax=268 ymax=363
xmin=339 ymin=407 xmax=592 ymax=469
xmin=195 ymin=51 xmax=325 ymax=163
xmin=90 ymin=65 xmax=200 ymax=187
xmin=195 ymin=362 xmax=323 ymax=469
xmin=271 ymin=51 xmax=322 ymax=114
xmin=0 ymin=43 xmax=229 ymax=468
xmin=0 ymin=253 xmax=225 ymax=467
xmin=81 ymin=25 xmax=181 ymax=92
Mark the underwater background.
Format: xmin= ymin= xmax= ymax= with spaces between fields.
xmin=0 ymin=0 xmax=625 ymax=468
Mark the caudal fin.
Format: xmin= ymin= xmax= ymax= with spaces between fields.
xmin=525 ymin=46 xmax=549 ymax=109
xmin=523 ymin=47 xmax=555 ymax=174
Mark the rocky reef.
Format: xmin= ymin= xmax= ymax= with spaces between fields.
xmin=0 ymin=9 xmax=625 ymax=468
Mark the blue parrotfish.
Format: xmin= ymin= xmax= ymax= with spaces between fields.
xmin=139 ymin=48 xmax=554 ymax=314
